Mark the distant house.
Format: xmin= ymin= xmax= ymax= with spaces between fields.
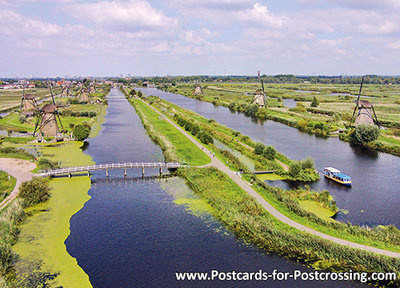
xmin=143 ymin=81 xmax=156 ymax=88
xmin=28 ymin=83 xmax=35 ymax=88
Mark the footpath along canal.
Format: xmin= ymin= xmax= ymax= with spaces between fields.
xmin=137 ymin=87 xmax=400 ymax=227
xmin=66 ymin=88 xmax=364 ymax=287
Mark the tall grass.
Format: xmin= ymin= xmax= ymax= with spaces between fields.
xmin=0 ymin=200 xmax=25 ymax=279
xmin=180 ymin=167 xmax=400 ymax=286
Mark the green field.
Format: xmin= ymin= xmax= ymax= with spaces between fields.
xmin=131 ymin=99 xmax=210 ymax=166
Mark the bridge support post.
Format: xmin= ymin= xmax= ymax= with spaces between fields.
xmin=68 ymin=173 xmax=71 ymax=178
xmin=106 ymin=169 xmax=109 ymax=178
xmin=124 ymin=168 xmax=127 ymax=177
xmin=87 ymin=171 xmax=90 ymax=177
xmin=159 ymin=168 xmax=162 ymax=176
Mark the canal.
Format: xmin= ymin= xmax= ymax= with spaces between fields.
xmin=137 ymin=88 xmax=400 ymax=227
xmin=66 ymin=88 xmax=364 ymax=287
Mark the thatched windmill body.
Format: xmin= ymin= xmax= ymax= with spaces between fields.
xmin=350 ymin=77 xmax=380 ymax=127
xmin=33 ymin=84 xmax=64 ymax=137
xmin=20 ymin=84 xmax=38 ymax=112
xmin=253 ymin=80 xmax=267 ymax=108
xmin=21 ymin=94 xmax=37 ymax=112
xmin=62 ymin=84 xmax=70 ymax=97
xmin=193 ymin=84 xmax=202 ymax=95
xmin=80 ymin=88 xmax=90 ymax=102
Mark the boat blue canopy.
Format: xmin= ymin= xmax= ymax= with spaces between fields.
xmin=333 ymin=172 xmax=351 ymax=180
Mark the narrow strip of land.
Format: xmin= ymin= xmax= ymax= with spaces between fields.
xmin=0 ymin=158 xmax=35 ymax=209
xmin=138 ymin=97 xmax=400 ymax=258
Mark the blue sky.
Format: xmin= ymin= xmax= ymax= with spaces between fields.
xmin=1 ymin=0 xmax=400 ymax=77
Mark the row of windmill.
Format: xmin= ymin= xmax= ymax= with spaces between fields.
xmin=20 ymin=80 xmax=97 ymax=139
xmin=251 ymin=76 xmax=380 ymax=128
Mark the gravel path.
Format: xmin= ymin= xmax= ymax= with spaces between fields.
xmin=139 ymin=98 xmax=400 ymax=258
xmin=0 ymin=158 xmax=36 ymax=209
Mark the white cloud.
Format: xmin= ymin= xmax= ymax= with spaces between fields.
xmin=0 ymin=9 xmax=61 ymax=37
xmin=237 ymin=3 xmax=287 ymax=28
xmin=69 ymin=0 xmax=178 ymax=32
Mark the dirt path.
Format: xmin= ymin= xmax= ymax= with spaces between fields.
xmin=139 ymin=97 xmax=400 ymax=258
xmin=0 ymin=158 xmax=36 ymax=209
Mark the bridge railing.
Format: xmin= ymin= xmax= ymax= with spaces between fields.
xmin=37 ymin=162 xmax=188 ymax=177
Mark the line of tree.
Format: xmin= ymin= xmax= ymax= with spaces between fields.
xmin=173 ymin=114 xmax=213 ymax=144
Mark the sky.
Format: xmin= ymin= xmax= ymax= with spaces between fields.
xmin=1 ymin=0 xmax=400 ymax=77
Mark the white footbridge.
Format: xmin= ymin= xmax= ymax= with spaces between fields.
xmin=38 ymin=162 xmax=187 ymax=178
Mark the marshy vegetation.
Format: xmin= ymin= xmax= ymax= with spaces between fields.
xmin=180 ymin=167 xmax=400 ymax=287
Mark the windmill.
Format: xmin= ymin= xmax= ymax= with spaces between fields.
xmin=20 ymin=84 xmax=38 ymax=112
xmin=79 ymin=88 xmax=90 ymax=102
xmin=89 ymin=83 xmax=96 ymax=94
xmin=350 ymin=77 xmax=380 ymax=127
xmin=62 ymin=82 xmax=70 ymax=97
xmin=193 ymin=84 xmax=202 ymax=95
xmin=33 ymin=82 xmax=64 ymax=138
xmin=253 ymin=80 xmax=267 ymax=108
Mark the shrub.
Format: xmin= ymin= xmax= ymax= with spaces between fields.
xmin=297 ymin=119 xmax=309 ymax=130
xmin=256 ymin=108 xmax=268 ymax=120
xmin=254 ymin=142 xmax=266 ymax=155
xmin=69 ymin=123 xmax=75 ymax=129
xmin=301 ymin=157 xmax=315 ymax=170
xmin=228 ymin=102 xmax=237 ymax=111
xmin=351 ymin=125 xmax=380 ymax=143
xmin=263 ymin=145 xmax=276 ymax=160
xmin=73 ymin=124 xmax=90 ymax=141
xmin=310 ymin=96 xmax=319 ymax=107
xmin=37 ymin=158 xmax=54 ymax=170
xmin=18 ymin=177 xmax=51 ymax=207
xmin=137 ymin=91 xmax=143 ymax=98
xmin=289 ymin=161 xmax=302 ymax=177
xmin=197 ymin=130 xmax=213 ymax=144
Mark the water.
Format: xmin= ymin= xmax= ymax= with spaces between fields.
xmin=137 ymin=88 xmax=400 ymax=227
xmin=282 ymin=98 xmax=297 ymax=108
xmin=66 ymin=88 xmax=365 ymax=287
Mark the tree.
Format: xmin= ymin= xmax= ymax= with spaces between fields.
xmin=73 ymin=124 xmax=90 ymax=141
xmin=18 ymin=177 xmax=51 ymax=207
xmin=310 ymin=96 xmax=319 ymax=107
xmin=301 ymin=157 xmax=315 ymax=170
xmin=254 ymin=142 xmax=266 ymax=155
xmin=289 ymin=161 xmax=302 ymax=177
xmin=351 ymin=125 xmax=380 ymax=143
xmin=129 ymin=89 xmax=136 ymax=96
xmin=263 ymin=145 xmax=276 ymax=160
xmin=137 ymin=91 xmax=143 ymax=98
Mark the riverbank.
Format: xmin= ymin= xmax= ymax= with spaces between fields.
xmin=0 ymin=97 xmax=109 ymax=286
xmin=127 ymin=91 xmax=400 ymax=285
xmin=6 ymin=141 xmax=92 ymax=287
xmin=158 ymin=83 xmax=400 ymax=157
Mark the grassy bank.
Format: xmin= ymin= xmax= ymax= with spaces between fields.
xmin=129 ymin=98 xmax=210 ymax=166
xmin=0 ymin=171 xmax=16 ymax=201
xmin=179 ymin=167 xmax=400 ymax=286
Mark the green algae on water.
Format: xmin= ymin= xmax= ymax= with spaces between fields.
xmin=12 ymin=141 xmax=94 ymax=287
xmin=158 ymin=177 xmax=213 ymax=219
